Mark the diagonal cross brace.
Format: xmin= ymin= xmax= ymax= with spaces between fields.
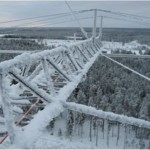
xmin=41 ymin=58 xmax=55 ymax=96
xmin=9 ymin=71 xmax=54 ymax=103
xmin=84 ymin=46 xmax=93 ymax=58
xmin=28 ymin=63 xmax=42 ymax=81
xmin=75 ymin=46 xmax=89 ymax=62
xmin=65 ymin=51 xmax=81 ymax=71
xmin=46 ymin=58 xmax=72 ymax=82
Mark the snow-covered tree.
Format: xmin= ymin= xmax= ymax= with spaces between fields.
xmin=66 ymin=111 xmax=74 ymax=138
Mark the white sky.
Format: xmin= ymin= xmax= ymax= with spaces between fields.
xmin=0 ymin=1 xmax=150 ymax=28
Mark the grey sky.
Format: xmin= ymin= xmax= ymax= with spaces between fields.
xmin=0 ymin=1 xmax=150 ymax=28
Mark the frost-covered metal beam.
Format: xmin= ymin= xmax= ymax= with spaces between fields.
xmin=84 ymin=47 xmax=93 ymax=58
xmin=54 ymin=48 xmax=102 ymax=101
xmin=104 ymin=53 xmax=150 ymax=59
xmin=28 ymin=64 xmax=42 ymax=81
xmin=98 ymin=16 xmax=103 ymax=41
xmin=0 ymin=117 xmax=5 ymax=123
xmin=46 ymin=59 xmax=72 ymax=82
xmin=88 ymin=44 xmax=97 ymax=54
xmin=101 ymin=53 xmax=150 ymax=82
xmin=41 ymin=59 xmax=55 ymax=96
xmin=0 ymin=39 xmax=92 ymax=73
xmin=13 ymin=47 xmax=102 ymax=147
xmin=64 ymin=102 xmax=150 ymax=130
xmin=0 ymin=73 xmax=15 ymax=144
xmin=9 ymin=71 xmax=55 ymax=103
xmin=65 ymin=51 xmax=80 ymax=71
xmin=75 ymin=46 xmax=89 ymax=62
xmin=14 ymin=102 xmax=64 ymax=148
xmin=92 ymin=9 xmax=97 ymax=43
xmin=0 ymin=38 xmax=101 ymax=146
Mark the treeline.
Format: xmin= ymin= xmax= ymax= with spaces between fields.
xmin=0 ymin=38 xmax=49 ymax=50
xmin=0 ymin=38 xmax=54 ymax=62
xmin=0 ymin=27 xmax=84 ymax=39
xmin=102 ymin=28 xmax=150 ymax=45
xmin=1 ymin=28 xmax=150 ymax=44
xmin=0 ymin=53 xmax=18 ymax=62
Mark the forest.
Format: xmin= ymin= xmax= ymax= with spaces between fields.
xmin=0 ymin=38 xmax=55 ymax=62
xmin=1 ymin=27 xmax=150 ymax=44
xmin=69 ymin=56 xmax=150 ymax=121
xmin=42 ymin=55 xmax=150 ymax=148
xmin=0 ymin=38 xmax=49 ymax=50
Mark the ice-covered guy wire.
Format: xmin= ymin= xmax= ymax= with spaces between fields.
xmin=65 ymin=0 xmax=88 ymax=39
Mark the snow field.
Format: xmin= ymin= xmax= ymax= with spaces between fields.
xmin=33 ymin=111 xmax=150 ymax=149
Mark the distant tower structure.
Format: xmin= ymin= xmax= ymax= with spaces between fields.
xmin=66 ymin=33 xmax=82 ymax=41
xmin=74 ymin=33 xmax=76 ymax=42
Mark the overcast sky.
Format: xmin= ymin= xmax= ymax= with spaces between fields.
xmin=0 ymin=1 xmax=150 ymax=28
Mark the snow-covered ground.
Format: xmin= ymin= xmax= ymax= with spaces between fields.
xmin=102 ymin=40 xmax=150 ymax=54
xmin=33 ymin=117 xmax=148 ymax=149
xmin=1 ymin=115 xmax=148 ymax=149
